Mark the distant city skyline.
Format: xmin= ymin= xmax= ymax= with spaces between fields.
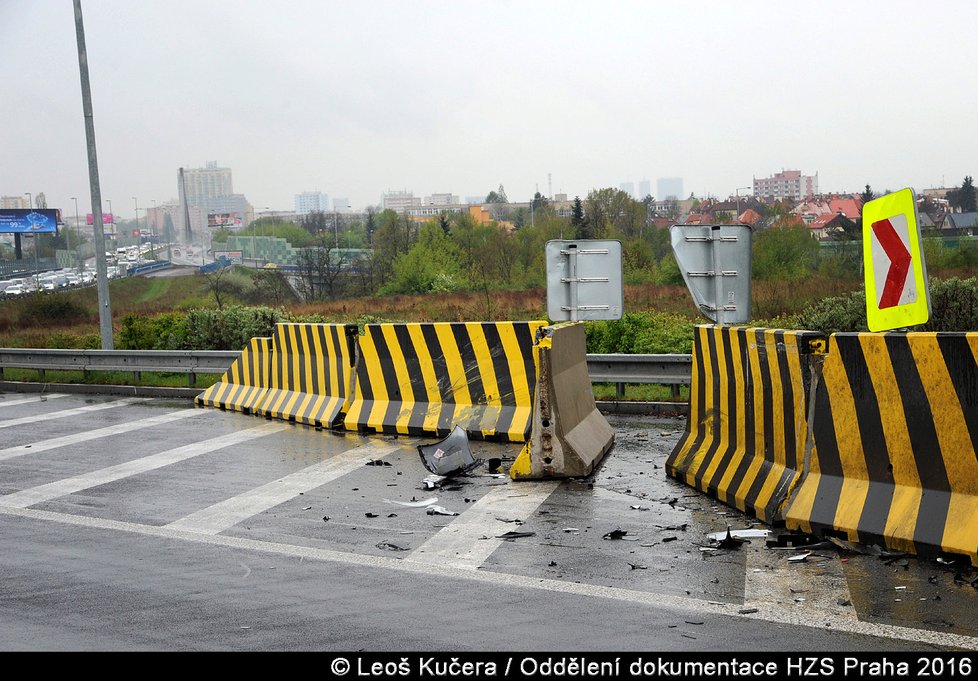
xmin=3 ymin=1 xmax=976 ymax=219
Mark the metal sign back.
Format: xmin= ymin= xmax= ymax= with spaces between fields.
xmin=545 ymin=239 xmax=623 ymax=321
xmin=670 ymin=224 xmax=752 ymax=324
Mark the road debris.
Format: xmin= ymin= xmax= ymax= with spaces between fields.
xmin=376 ymin=541 xmax=409 ymax=552
xmin=707 ymin=528 xmax=770 ymax=542
xmin=787 ymin=552 xmax=811 ymax=563
xmin=422 ymin=475 xmax=447 ymax=490
xmin=628 ymin=563 xmax=648 ymax=570
xmin=365 ymin=460 xmax=392 ymax=467
xmin=738 ymin=608 xmax=759 ymax=615
xmin=426 ymin=505 xmax=459 ymax=516
xmin=496 ymin=531 xmax=535 ymax=540
xmin=603 ymin=529 xmax=638 ymax=541
xmin=417 ymin=425 xmax=483 ymax=476
xmin=384 ymin=497 xmax=438 ymax=508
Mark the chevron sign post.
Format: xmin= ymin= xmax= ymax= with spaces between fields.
xmin=863 ymin=188 xmax=930 ymax=332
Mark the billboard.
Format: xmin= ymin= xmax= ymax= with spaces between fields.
xmin=0 ymin=208 xmax=59 ymax=234
xmin=213 ymin=250 xmax=243 ymax=265
xmin=86 ymin=212 xmax=115 ymax=225
xmin=208 ymin=212 xmax=240 ymax=228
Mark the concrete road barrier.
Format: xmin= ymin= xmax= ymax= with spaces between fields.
xmin=510 ymin=322 xmax=615 ymax=479
xmin=666 ymin=325 xmax=826 ymax=523
xmin=785 ymin=332 xmax=978 ymax=565
xmin=343 ymin=321 xmax=545 ymax=441
xmin=254 ymin=323 xmax=358 ymax=428
xmin=194 ymin=336 xmax=273 ymax=415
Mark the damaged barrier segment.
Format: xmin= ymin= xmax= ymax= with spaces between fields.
xmin=343 ymin=321 xmax=546 ymax=441
xmin=194 ymin=336 xmax=273 ymax=414
xmin=785 ymin=332 xmax=978 ymax=566
xmin=510 ymin=322 xmax=615 ymax=479
xmin=665 ymin=325 xmax=825 ymax=523
xmin=253 ymin=323 xmax=358 ymax=428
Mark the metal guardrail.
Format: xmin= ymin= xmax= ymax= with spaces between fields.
xmin=0 ymin=348 xmax=695 ymax=391
xmin=0 ymin=348 xmax=238 ymax=387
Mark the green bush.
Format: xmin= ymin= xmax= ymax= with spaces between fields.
xmin=117 ymin=312 xmax=190 ymax=350
xmin=183 ymin=305 xmax=285 ymax=350
xmin=795 ymin=276 xmax=978 ymax=333
xmin=586 ymin=312 xmax=695 ymax=354
xmin=922 ymin=276 xmax=978 ymax=332
xmin=17 ymin=294 xmax=89 ymax=326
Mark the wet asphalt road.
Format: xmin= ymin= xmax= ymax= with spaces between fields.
xmin=0 ymin=391 xmax=975 ymax=652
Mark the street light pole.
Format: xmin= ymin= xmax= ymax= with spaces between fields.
xmin=735 ymin=186 xmax=751 ymax=223
xmin=24 ymin=192 xmax=40 ymax=289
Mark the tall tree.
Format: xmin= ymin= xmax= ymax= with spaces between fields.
xmin=949 ymin=176 xmax=977 ymax=213
xmin=570 ymin=196 xmax=586 ymax=236
xmin=860 ymin=184 xmax=875 ymax=204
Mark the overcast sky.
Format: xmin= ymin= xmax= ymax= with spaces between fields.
xmin=3 ymin=0 xmax=977 ymax=218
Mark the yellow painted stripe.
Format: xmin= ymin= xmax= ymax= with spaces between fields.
xmin=407 ymin=324 xmax=443 ymax=434
xmin=860 ymin=334 xmax=920 ymax=553
xmin=752 ymin=329 xmax=786 ymax=521
xmin=672 ymin=325 xmax=709 ymax=471
xmin=434 ymin=324 xmax=471 ymax=406
xmin=381 ymin=324 xmax=415 ymax=435
xmin=716 ymin=328 xmax=746 ymax=506
xmin=278 ymin=325 xmax=306 ymax=418
xmin=913 ymin=335 xmax=978 ymax=557
xmin=732 ymin=328 xmax=766 ymax=513
xmin=498 ymin=322 xmax=533 ymax=441
xmin=684 ymin=326 xmax=715 ymax=487
xmin=698 ymin=325 xmax=731 ymax=493
xmin=466 ymin=322 xmax=499 ymax=436
xmin=827 ymin=339 xmax=868 ymax=541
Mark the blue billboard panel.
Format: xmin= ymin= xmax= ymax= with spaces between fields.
xmin=0 ymin=209 xmax=59 ymax=234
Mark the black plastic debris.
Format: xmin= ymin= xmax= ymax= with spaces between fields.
xmin=496 ymin=531 xmax=535 ymax=540
xmin=322 ymin=516 xmax=330 ymax=522
xmin=602 ymin=529 xmax=637 ymax=541
xmin=365 ymin=512 xmax=379 ymax=518
xmin=715 ymin=529 xmax=747 ymax=550
xmin=365 ymin=460 xmax=392 ymax=467
xmin=376 ymin=541 xmax=409 ymax=551
xmin=417 ymin=425 xmax=483 ymax=476
xmin=837 ymin=598 xmax=852 ymax=607
xmin=629 ymin=563 xmax=649 ymax=570
xmin=738 ymin=608 xmax=758 ymax=615
xmin=487 ymin=458 xmax=502 ymax=473
xmin=662 ymin=536 xmax=678 ymax=543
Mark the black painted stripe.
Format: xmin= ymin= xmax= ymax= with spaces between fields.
xmin=418 ymin=324 xmax=455 ymax=433
xmin=726 ymin=327 xmax=759 ymax=509
xmin=392 ymin=324 xmax=429 ymax=434
xmin=703 ymin=326 xmax=740 ymax=498
xmin=843 ymin=337 xmax=893 ymax=544
xmin=806 ymin=342 xmax=846 ymax=535
xmin=452 ymin=323 xmax=487 ymax=406
xmin=763 ymin=330 xmax=799 ymax=520
xmin=937 ymin=334 xmax=978 ymax=461
xmin=691 ymin=326 xmax=723 ymax=492
xmin=668 ymin=325 xmax=708 ymax=475
xmin=886 ymin=335 xmax=951 ymax=552
xmin=371 ymin=326 xmax=403 ymax=434
xmin=483 ymin=322 xmax=517 ymax=437
xmin=743 ymin=329 xmax=775 ymax=514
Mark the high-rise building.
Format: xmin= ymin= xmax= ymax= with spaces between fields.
xmin=753 ymin=170 xmax=818 ymax=201
xmin=294 ymin=191 xmax=330 ymax=214
xmin=657 ymin=177 xmax=684 ymax=200
xmin=181 ymin=161 xmax=233 ymax=206
xmin=382 ymin=190 xmax=421 ymax=212
xmin=1 ymin=196 xmax=30 ymax=209
xmin=638 ymin=179 xmax=652 ymax=200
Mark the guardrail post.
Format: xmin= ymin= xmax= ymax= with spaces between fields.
xmin=615 ymin=382 xmax=624 ymax=400
xmin=188 ymin=371 xmax=196 ymax=387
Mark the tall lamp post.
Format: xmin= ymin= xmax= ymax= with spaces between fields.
xmin=24 ymin=192 xmax=40 ymax=289
xmin=735 ymin=187 xmax=751 ymax=223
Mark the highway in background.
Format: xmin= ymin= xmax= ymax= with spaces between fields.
xmin=0 ymin=391 xmax=973 ymax=652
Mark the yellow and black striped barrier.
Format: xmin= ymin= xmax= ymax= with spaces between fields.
xmin=666 ymin=325 xmax=826 ymax=523
xmin=785 ymin=332 xmax=978 ymax=565
xmin=194 ymin=336 xmax=274 ymax=414
xmin=343 ymin=321 xmax=546 ymax=441
xmin=254 ymin=323 xmax=358 ymax=428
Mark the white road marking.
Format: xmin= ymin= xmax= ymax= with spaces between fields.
xmin=0 ymin=397 xmax=149 ymax=429
xmin=408 ymin=481 xmax=560 ymax=569
xmin=745 ymin=542 xmax=858 ymax=623
xmin=164 ymin=442 xmax=401 ymax=535
xmin=0 ymin=408 xmax=202 ymax=461
xmin=0 ymin=394 xmax=69 ymax=408
xmin=1 ymin=503 xmax=972 ymax=651
xmin=0 ymin=422 xmax=290 ymax=509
